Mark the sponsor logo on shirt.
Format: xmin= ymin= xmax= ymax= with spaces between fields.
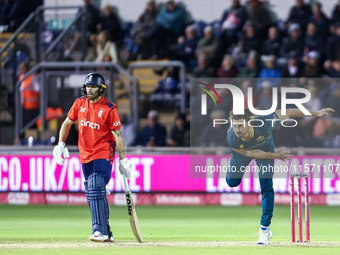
xmin=113 ymin=121 xmax=121 ymax=127
xmin=81 ymin=118 xmax=100 ymax=130
xmin=80 ymin=106 xmax=86 ymax=113
xmin=257 ymin=136 xmax=265 ymax=142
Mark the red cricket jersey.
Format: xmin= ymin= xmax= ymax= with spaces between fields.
xmin=67 ymin=96 xmax=121 ymax=164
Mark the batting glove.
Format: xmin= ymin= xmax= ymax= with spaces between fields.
xmin=53 ymin=142 xmax=70 ymax=165
xmin=119 ymin=158 xmax=131 ymax=179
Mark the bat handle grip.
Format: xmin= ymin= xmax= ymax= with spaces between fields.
xmin=123 ymin=175 xmax=130 ymax=192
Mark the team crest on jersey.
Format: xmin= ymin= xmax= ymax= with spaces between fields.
xmin=80 ymin=106 xmax=86 ymax=113
xmin=239 ymin=144 xmax=243 ymax=148
xmin=257 ymin=136 xmax=265 ymax=142
xmin=98 ymin=108 xmax=104 ymax=117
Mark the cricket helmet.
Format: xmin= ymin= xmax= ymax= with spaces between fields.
xmin=81 ymin=73 xmax=106 ymax=96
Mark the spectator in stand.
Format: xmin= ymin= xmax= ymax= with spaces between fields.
xmin=247 ymin=0 xmax=271 ymax=39
xmin=284 ymin=79 xmax=305 ymax=109
xmin=136 ymin=110 xmax=166 ymax=146
xmin=280 ymin=23 xmax=304 ymax=62
xmin=256 ymin=55 xmax=281 ymax=89
xmin=219 ymin=0 xmax=247 ymax=51
xmin=236 ymin=50 xmax=259 ymax=78
xmin=327 ymin=86 xmax=340 ymax=117
xmin=331 ymin=0 xmax=340 ymax=33
xmin=304 ymin=22 xmax=324 ymax=57
xmin=303 ymin=51 xmax=321 ymax=78
xmin=281 ymin=55 xmax=304 ymax=78
xmin=192 ymin=54 xmax=216 ymax=78
xmin=195 ymin=26 xmax=219 ymax=63
xmin=299 ymin=84 xmax=322 ymax=136
xmin=94 ymin=31 xmax=118 ymax=63
xmin=81 ymin=0 xmax=99 ymax=35
xmin=324 ymin=118 xmax=340 ymax=148
xmin=285 ymin=0 xmax=312 ymax=33
xmin=147 ymin=0 xmax=186 ymax=58
xmin=217 ymin=54 xmax=238 ymax=78
xmin=313 ymin=112 xmax=334 ymax=138
xmin=119 ymin=111 xmax=136 ymax=146
xmin=241 ymin=79 xmax=258 ymax=108
xmin=18 ymin=62 xmax=40 ymax=128
xmin=1 ymin=0 xmax=37 ymax=32
xmin=129 ymin=0 xmax=158 ymax=59
xmin=271 ymin=123 xmax=300 ymax=147
xmin=304 ymin=85 xmax=322 ymax=114
xmin=325 ymin=59 xmax=340 ymax=78
xmin=96 ymin=5 xmax=122 ymax=44
xmin=1 ymin=0 xmax=14 ymax=27
xmin=85 ymin=34 xmax=97 ymax=61
xmin=0 ymin=0 xmax=4 ymax=25
xmin=240 ymin=24 xmax=260 ymax=55
xmin=256 ymin=81 xmax=274 ymax=111
xmin=200 ymin=109 xmax=228 ymax=147
xmin=261 ymin=26 xmax=281 ymax=59
xmin=168 ymin=113 xmax=189 ymax=147
xmin=64 ymin=0 xmax=100 ymax=56
xmin=310 ymin=2 xmax=329 ymax=39
xmin=171 ymin=25 xmax=199 ymax=69
xmin=190 ymin=86 xmax=211 ymax=145
xmin=211 ymin=88 xmax=233 ymax=117
xmin=324 ymin=22 xmax=340 ymax=70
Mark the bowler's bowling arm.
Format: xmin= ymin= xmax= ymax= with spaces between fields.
xmin=233 ymin=148 xmax=293 ymax=161
xmin=112 ymin=129 xmax=126 ymax=160
xmin=275 ymin=108 xmax=335 ymax=121
xmin=233 ymin=148 xmax=278 ymax=160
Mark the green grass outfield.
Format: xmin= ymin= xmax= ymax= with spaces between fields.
xmin=0 ymin=204 xmax=340 ymax=255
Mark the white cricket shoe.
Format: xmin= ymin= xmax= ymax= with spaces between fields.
xmin=257 ymin=228 xmax=272 ymax=245
xmin=104 ymin=231 xmax=114 ymax=242
xmin=105 ymin=236 xmax=114 ymax=242
xmin=89 ymin=231 xmax=109 ymax=242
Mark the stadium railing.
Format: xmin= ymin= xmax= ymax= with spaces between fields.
xmin=0 ymin=5 xmax=86 ymax=88
xmin=14 ymin=62 xmax=138 ymax=139
xmin=0 ymin=146 xmax=339 ymax=156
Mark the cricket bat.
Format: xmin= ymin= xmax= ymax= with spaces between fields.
xmin=123 ymin=175 xmax=143 ymax=243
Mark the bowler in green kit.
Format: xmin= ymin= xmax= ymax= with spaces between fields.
xmin=226 ymin=107 xmax=334 ymax=245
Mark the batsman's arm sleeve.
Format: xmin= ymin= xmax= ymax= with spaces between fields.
xmin=59 ymin=118 xmax=74 ymax=143
xmin=233 ymin=148 xmax=276 ymax=160
xmin=112 ymin=129 xmax=126 ymax=160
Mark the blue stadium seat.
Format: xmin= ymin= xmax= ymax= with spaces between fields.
xmin=19 ymin=137 xmax=40 ymax=146
xmin=209 ymin=20 xmax=221 ymax=38
xmin=192 ymin=20 xmax=206 ymax=39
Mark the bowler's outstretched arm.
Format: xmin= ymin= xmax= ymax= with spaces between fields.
xmin=233 ymin=147 xmax=293 ymax=162
xmin=275 ymin=108 xmax=335 ymax=121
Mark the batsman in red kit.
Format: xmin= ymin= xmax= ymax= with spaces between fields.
xmin=52 ymin=73 xmax=132 ymax=242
